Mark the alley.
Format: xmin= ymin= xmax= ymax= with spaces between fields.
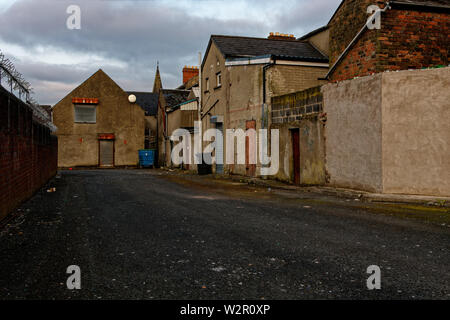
xmin=0 ymin=169 xmax=449 ymax=299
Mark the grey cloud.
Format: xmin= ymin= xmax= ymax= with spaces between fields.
xmin=273 ymin=0 xmax=340 ymax=35
xmin=0 ymin=0 xmax=337 ymax=104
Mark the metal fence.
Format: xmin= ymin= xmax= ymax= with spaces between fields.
xmin=0 ymin=50 xmax=56 ymax=131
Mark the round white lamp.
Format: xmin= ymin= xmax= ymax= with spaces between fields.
xmin=128 ymin=94 xmax=136 ymax=103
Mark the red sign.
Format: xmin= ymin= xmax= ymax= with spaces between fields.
xmin=98 ymin=134 xmax=115 ymax=140
xmin=72 ymin=97 xmax=99 ymax=104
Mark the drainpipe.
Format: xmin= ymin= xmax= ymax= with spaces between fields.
xmin=262 ymin=58 xmax=275 ymax=130
xmin=156 ymin=102 xmax=159 ymax=167
xmin=198 ymin=52 xmax=203 ymax=163
xmin=261 ymin=59 xmax=274 ymax=178
xmin=165 ymin=107 xmax=169 ymax=167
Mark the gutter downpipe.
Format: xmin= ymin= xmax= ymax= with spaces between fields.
xmin=325 ymin=2 xmax=391 ymax=79
xmin=198 ymin=52 xmax=202 ymax=160
xmin=164 ymin=107 xmax=168 ymax=167
xmin=262 ymin=57 xmax=275 ymax=130
xmin=261 ymin=58 xmax=275 ymax=179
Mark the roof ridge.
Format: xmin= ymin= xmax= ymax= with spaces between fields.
xmin=211 ymin=34 xmax=302 ymax=42
xmin=127 ymin=91 xmax=155 ymax=94
xmin=162 ymin=88 xmax=190 ymax=92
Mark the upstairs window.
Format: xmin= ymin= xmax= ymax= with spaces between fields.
xmin=216 ymin=72 xmax=221 ymax=88
xmin=74 ymin=104 xmax=96 ymax=123
xmin=205 ymin=78 xmax=210 ymax=92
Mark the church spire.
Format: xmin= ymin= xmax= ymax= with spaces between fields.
xmin=152 ymin=61 xmax=162 ymax=94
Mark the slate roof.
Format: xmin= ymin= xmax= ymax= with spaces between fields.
xmin=127 ymin=91 xmax=158 ymax=116
xmin=162 ymin=89 xmax=190 ymax=108
xmin=210 ymin=35 xmax=328 ymax=62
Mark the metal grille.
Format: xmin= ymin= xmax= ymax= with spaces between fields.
xmin=99 ymin=140 xmax=114 ymax=166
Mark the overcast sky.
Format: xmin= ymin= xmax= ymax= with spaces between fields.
xmin=0 ymin=0 xmax=340 ymax=105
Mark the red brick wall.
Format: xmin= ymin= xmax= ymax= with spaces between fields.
xmin=378 ymin=9 xmax=449 ymax=71
xmin=329 ymin=0 xmax=381 ymax=65
xmin=329 ymin=1 xmax=449 ymax=81
xmin=0 ymin=86 xmax=58 ymax=220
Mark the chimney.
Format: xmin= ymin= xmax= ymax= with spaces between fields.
xmin=182 ymin=66 xmax=199 ymax=84
xmin=267 ymin=32 xmax=296 ymax=41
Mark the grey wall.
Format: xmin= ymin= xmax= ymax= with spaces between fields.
xmin=322 ymin=74 xmax=383 ymax=192
xmin=381 ymin=67 xmax=450 ymax=196
xmin=322 ymin=67 xmax=450 ymax=196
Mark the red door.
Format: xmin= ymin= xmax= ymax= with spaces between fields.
xmin=291 ymin=129 xmax=300 ymax=184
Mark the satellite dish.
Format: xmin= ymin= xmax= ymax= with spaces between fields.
xmin=128 ymin=94 xmax=136 ymax=103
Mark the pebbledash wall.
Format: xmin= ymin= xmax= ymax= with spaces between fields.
xmin=0 ymin=86 xmax=58 ymax=220
xmin=323 ymin=67 xmax=450 ymax=197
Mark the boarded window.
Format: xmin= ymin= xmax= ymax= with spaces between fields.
xmin=74 ymin=104 xmax=96 ymax=123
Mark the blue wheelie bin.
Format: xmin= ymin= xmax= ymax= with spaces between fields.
xmin=138 ymin=149 xmax=155 ymax=168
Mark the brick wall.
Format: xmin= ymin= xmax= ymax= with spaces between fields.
xmin=329 ymin=0 xmax=379 ymax=65
xmin=267 ymin=65 xmax=328 ymax=98
xmin=0 ymin=85 xmax=58 ymax=220
xmin=377 ymin=8 xmax=449 ymax=70
xmin=271 ymin=86 xmax=323 ymax=124
xmin=329 ymin=0 xmax=449 ymax=81
xmin=182 ymin=66 xmax=199 ymax=85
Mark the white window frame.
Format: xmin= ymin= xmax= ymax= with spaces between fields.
xmin=216 ymin=72 xmax=221 ymax=88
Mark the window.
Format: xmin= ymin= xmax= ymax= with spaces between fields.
xmin=205 ymin=78 xmax=210 ymax=92
xmin=74 ymin=104 xmax=96 ymax=123
xmin=216 ymin=72 xmax=221 ymax=88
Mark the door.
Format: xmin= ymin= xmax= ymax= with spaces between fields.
xmin=246 ymin=120 xmax=256 ymax=177
xmin=99 ymin=140 xmax=114 ymax=167
xmin=215 ymin=123 xmax=224 ymax=174
xmin=291 ymin=129 xmax=300 ymax=184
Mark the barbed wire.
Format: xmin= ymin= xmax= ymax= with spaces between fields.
xmin=0 ymin=49 xmax=56 ymax=131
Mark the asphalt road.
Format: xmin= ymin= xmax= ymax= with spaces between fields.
xmin=0 ymin=169 xmax=449 ymax=299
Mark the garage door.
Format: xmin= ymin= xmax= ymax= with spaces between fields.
xmin=99 ymin=140 xmax=114 ymax=167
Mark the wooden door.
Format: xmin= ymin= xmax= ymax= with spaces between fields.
xmin=291 ymin=129 xmax=300 ymax=184
xmin=99 ymin=140 xmax=114 ymax=167
xmin=215 ymin=123 xmax=224 ymax=174
xmin=245 ymin=120 xmax=256 ymax=177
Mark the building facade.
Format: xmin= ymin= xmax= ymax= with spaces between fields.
xmin=200 ymin=34 xmax=329 ymax=177
xmin=52 ymin=69 xmax=145 ymax=168
xmin=153 ymin=65 xmax=198 ymax=167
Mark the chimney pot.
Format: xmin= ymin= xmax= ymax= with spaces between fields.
xmin=182 ymin=65 xmax=199 ymax=84
xmin=268 ymin=32 xmax=296 ymax=40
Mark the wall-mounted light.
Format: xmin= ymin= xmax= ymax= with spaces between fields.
xmin=128 ymin=94 xmax=136 ymax=103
